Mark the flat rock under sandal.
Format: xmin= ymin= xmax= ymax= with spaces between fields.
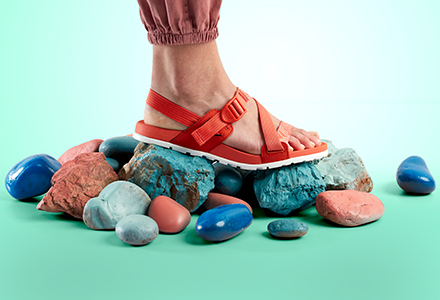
xmin=133 ymin=88 xmax=328 ymax=170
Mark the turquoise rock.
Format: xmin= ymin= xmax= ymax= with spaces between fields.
xmin=99 ymin=136 xmax=139 ymax=166
xmin=105 ymin=157 xmax=119 ymax=172
xmin=267 ymin=219 xmax=308 ymax=239
xmin=5 ymin=154 xmax=61 ymax=200
xmin=397 ymin=156 xmax=436 ymax=195
xmin=119 ymin=143 xmax=214 ymax=212
xmin=83 ymin=180 xmax=151 ymax=230
xmin=214 ymin=165 xmax=243 ymax=196
xmin=116 ymin=214 xmax=159 ymax=246
xmin=254 ymin=163 xmax=326 ymax=216
xmin=196 ymin=204 xmax=253 ymax=242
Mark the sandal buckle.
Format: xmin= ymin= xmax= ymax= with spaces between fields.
xmin=221 ymin=98 xmax=247 ymax=123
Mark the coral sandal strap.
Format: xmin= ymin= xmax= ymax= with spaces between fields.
xmin=147 ymin=89 xmax=200 ymax=127
xmin=255 ymin=100 xmax=284 ymax=152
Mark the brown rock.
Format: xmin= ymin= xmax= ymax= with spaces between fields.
xmin=37 ymin=152 xmax=119 ymax=219
xmin=315 ymin=190 xmax=384 ymax=227
xmin=148 ymin=195 xmax=191 ymax=234
xmin=58 ymin=139 xmax=103 ymax=165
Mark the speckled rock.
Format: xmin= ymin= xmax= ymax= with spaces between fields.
xmin=5 ymin=154 xmax=61 ymax=200
xmin=58 ymin=139 xmax=103 ymax=165
xmin=254 ymin=163 xmax=326 ymax=216
xmin=99 ymin=136 xmax=139 ymax=166
xmin=37 ymin=152 xmax=119 ymax=219
xmin=397 ymin=156 xmax=436 ymax=195
xmin=116 ymin=214 xmax=159 ymax=246
xmin=204 ymin=192 xmax=253 ymax=214
xmin=214 ymin=166 xmax=243 ymax=196
xmin=83 ymin=181 xmax=151 ymax=230
xmin=267 ymin=219 xmax=308 ymax=239
xmin=196 ymin=204 xmax=253 ymax=242
xmin=315 ymin=140 xmax=373 ymax=192
xmin=148 ymin=195 xmax=191 ymax=233
xmin=119 ymin=143 xmax=214 ymax=212
xmin=316 ymin=190 xmax=384 ymax=227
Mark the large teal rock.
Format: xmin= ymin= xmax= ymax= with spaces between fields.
xmin=83 ymin=180 xmax=151 ymax=230
xmin=119 ymin=143 xmax=215 ymax=213
xmin=254 ymin=163 xmax=325 ymax=216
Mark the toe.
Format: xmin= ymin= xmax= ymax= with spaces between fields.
xmin=290 ymin=129 xmax=321 ymax=149
xmin=288 ymin=136 xmax=306 ymax=151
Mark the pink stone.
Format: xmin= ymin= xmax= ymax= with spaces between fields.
xmin=315 ymin=190 xmax=384 ymax=227
xmin=37 ymin=152 xmax=119 ymax=219
xmin=204 ymin=192 xmax=253 ymax=214
xmin=148 ymin=195 xmax=191 ymax=234
xmin=58 ymin=139 xmax=103 ymax=165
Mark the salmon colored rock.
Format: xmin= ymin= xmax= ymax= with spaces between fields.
xmin=148 ymin=195 xmax=191 ymax=233
xmin=37 ymin=152 xmax=119 ymax=219
xmin=58 ymin=139 xmax=103 ymax=164
xmin=315 ymin=190 xmax=384 ymax=227
xmin=204 ymin=192 xmax=253 ymax=214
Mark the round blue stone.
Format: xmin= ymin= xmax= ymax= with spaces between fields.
xmin=196 ymin=203 xmax=253 ymax=242
xmin=99 ymin=136 xmax=139 ymax=165
xmin=105 ymin=157 xmax=120 ymax=172
xmin=5 ymin=154 xmax=61 ymax=200
xmin=214 ymin=167 xmax=243 ymax=196
xmin=397 ymin=156 xmax=436 ymax=195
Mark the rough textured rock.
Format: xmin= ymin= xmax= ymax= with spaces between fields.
xmin=99 ymin=136 xmax=139 ymax=166
xmin=204 ymin=192 xmax=253 ymax=214
xmin=267 ymin=219 xmax=308 ymax=239
xmin=148 ymin=195 xmax=191 ymax=234
xmin=116 ymin=215 xmax=159 ymax=246
xmin=196 ymin=204 xmax=253 ymax=242
xmin=5 ymin=154 xmax=61 ymax=200
xmin=214 ymin=166 xmax=243 ymax=196
xmin=254 ymin=163 xmax=326 ymax=216
xmin=37 ymin=152 xmax=119 ymax=219
xmin=119 ymin=143 xmax=214 ymax=212
xmin=316 ymin=190 xmax=384 ymax=227
xmin=397 ymin=156 xmax=436 ymax=195
xmin=58 ymin=139 xmax=103 ymax=165
xmin=315 ymin=139 xmax=373 ymax=193
xmin=83 ymin=181 xmax=151 ymax=230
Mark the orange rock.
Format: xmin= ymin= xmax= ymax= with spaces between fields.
xmin=58 ymin=139 xmax=103 ymax=165
xmin=204 ymin=192 xmax=253 ymax=214
xmin=148 ymin=196 xmax=191 ymax=234
xmin=316 ymin=190 xmax=384 ymax=227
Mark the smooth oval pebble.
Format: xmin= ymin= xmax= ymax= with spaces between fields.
xmin=316 ymin=190 xmax=384 ymax=227
xmin=204 ymin=192 xmax=253 ymax=214
xmin=196 ymin=203 xmax=253 ymax=242
xmin=105 ymin=157 xmax=119 ymax=172
xmin=116 ymin=215 xmax=159 ymax=246
xmin=396 ymin=156 xmax=436 ymax=195
xmin=267 ymin=219 xmax=308 ymax=239
xmin=5 ymin=154 xmax=61 ymax=200
xmin=148 ymin=195 xmax=191 ymax=233
xmin=214 ymin=167 xmax=243 ymax=196
xmin=99 ymin=136 xmax=139 ymax=165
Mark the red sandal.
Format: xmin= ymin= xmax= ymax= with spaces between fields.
xmin=133 ymin=88 xmax=328 ymax=170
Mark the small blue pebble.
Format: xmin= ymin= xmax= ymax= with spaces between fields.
xmin=397 ymin=156 xmax=436 ymax=195
xmin=267 ymin=219 xmax=308 ymax=239
xmin=215 ymin=167 xmax=243 ymax=196
xmin=115 ymin=214 xmax=159 ymax=246
xmin=105 ymin=157 xmax=119 ymax=171
xmin=5 ymin=154 xmax=61 ymax=200
xmin=196 ymin=203 xmax=252 ymax=242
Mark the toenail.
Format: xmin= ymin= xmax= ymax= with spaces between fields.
xmin=310 ymin=142 xmax=315 ymax=147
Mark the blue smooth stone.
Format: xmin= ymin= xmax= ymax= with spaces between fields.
xmin=105 ymin=157 xmax=120 ymax=172
xmin=214 ymin=167 xmax=243 ymax=196
xmin=267 ymin=219 xmax=308 ymax=239
xmin=116 ymin=214 xmax=159 ymax=246
xmin=99 ymin=136 xmax=139 ymax=165
xmin=5 ymin=154 xmax=61 ymax=200
xmin=196 ymin=203 xmax=253 ymax=242
xmin=397 ymin=156 xmax=436 ymax=195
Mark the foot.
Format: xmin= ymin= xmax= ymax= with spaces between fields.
xmin=145 ymin=41 xmax=321 ymax=155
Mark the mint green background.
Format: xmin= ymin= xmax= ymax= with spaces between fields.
xmin=1 ymin=1 xmax=439 ymax=299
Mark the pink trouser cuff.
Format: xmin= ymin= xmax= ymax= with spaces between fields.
xmin=138 ymin=0 xmax=222 ymax=46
